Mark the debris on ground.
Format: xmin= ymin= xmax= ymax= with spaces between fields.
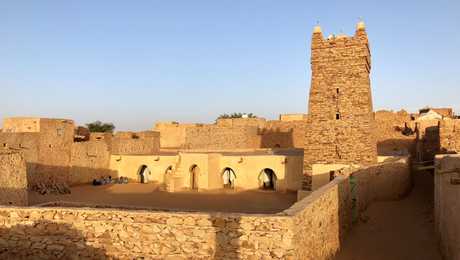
xmin=32 ymin=182 xmax=71 ymax=195
xmin=92 ymin=176 xmax=128 ymax=186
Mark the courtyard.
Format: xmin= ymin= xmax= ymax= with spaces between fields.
xmin=29 ymin=183 xmax=297 ymax=214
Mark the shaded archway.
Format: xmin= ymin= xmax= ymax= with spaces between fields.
xmin=138 ymin=165 xmax=151 ymax=184
xmin=258 ymin=168 xmax=277 ymax=190
xmin=164 ymin=165 xmax=173 ymax=184
xmin=189 ymin=165 xmax=200 ymax=190
xmin=222 ymin=167 xmax=236 ymax=189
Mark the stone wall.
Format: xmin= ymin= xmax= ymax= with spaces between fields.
xmin=2 ymin=117 xmax=41 ymax=132
xmin=374 ymin=110 xmax=416 ymax=156
xmin=155 ymin=120 xmax=307 ymax=150
xmin=0 ymin=206 xmax=294 ymax=259
xmin=112 ymin=132 xmax=160 ymax=155
xmin=287 ymin=157 xmax=410 ymax=259
xmin=0 ymin=158 xmax=410 ymax=259
xmin=439 ymin=118 xmax=460 ymax=154
xmin=0 ymin=150 xmax=28 ymax=206
xmin=261 ymin=120 xmax=306 ymax=148
xmin=70 ymin=141 xmax=113 ymax=185
xmin=34 ymin=119 xmax=75 ymax=185
xmin=154 ymin=122 xmax=199 ymax=148
xmin=434 ymin=155 xmax=460 ymax=260
xmin=216 ymin=118 xmax=267 ymax=128
xmin=0 ymin=118 xmax=75 ymax=187
xmin=303 ymin=23 xmax=377 ymax=190
xmin=279 ymin=114 xmax=307 ymax=121
xmin=349 ymin=156 xmax=411 ymax=211
xmin=184 ymin=126 xmax=261 ymax=150
xmin=0 ymin=132 xmax=40 ymax=182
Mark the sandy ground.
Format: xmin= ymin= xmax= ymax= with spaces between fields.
xmin=334 ymin=171 xmax=442 ymax=260
xmin=29 ymin=183 xmax=297 ymax=214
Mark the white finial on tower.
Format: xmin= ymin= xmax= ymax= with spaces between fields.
xmin=356 ymin=17 xmax=366 ymax=30
xmin=313 ymin=20 xmax=322 ymax=33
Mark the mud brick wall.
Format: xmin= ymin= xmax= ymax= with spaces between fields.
xmin=303 ymin=25 xmax=377 ymax=187
xmin=0 ymin=150 xmax=28 ymax=206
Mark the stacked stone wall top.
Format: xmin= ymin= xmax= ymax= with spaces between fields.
xmin=0 ymin=150 xmax=28 ymax=206
xmin=440 ymin=119 xmax=460 ymax=153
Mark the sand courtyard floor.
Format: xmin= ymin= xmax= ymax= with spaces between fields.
xmin=29 ymin=183 xmax=297 ymax=214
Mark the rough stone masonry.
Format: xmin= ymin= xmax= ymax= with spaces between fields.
xmin=303 ymin=22 xmax=378 ymax=189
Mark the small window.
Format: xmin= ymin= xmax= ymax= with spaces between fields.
xmin=56 ymin=127 xmax=64 ymax=137
xmin=336 ymin=88 xmax=339 ymax=94
xmin=336 ymin=113 xmax=341 ymax=120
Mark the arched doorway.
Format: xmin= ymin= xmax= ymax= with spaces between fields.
xmin=164 ymin=166 xmax=173 ymax=182
xmin=138 ymin=165 xmax=151 ymax=184
xmin=258 ymin=168 xmax=277 ymax=190
xmin=189 ymin=165 xmax=199 ymax=190
xmin=222 ymin=167 xmax=236 ymax=189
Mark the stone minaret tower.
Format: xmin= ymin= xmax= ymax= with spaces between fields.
xmin=303 ymin=22 xmax=377 ymax=189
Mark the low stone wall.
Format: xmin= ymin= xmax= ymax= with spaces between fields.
xmin=0 ymin=206 xmax=293 ymax=259
xmin=435 ymin=154 xmax=460 ymax=260
xmin=0 ymin=158 xmax=411 ymax=259
xmin=350 ymin=156 xmax=411 ymax=212
xmin=286 ymin=157 xmax=411 ymax=259
xmin=0 ymin=150 xmax=28 ymax=206
xmin=286 ymin=177 xmax=352 ymax=259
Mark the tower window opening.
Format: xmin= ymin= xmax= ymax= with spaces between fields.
xmin=336 ymin=88 xmax=339 ymax=94
xmin=336 ymin=113 xmax=341 ymax=120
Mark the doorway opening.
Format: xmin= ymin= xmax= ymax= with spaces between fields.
xmin=189 ymin=165 xmax=200 ymax=190
xmin=138 ymin=165 xmax=151 ymax=184
xmin=258 ymin=168 xmax=277 ymax=190
xmin=222 ymin=167 xmax=236 ymax=189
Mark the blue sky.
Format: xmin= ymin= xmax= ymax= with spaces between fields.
xmin=1 ymin=0 xmax=459 ymax=130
